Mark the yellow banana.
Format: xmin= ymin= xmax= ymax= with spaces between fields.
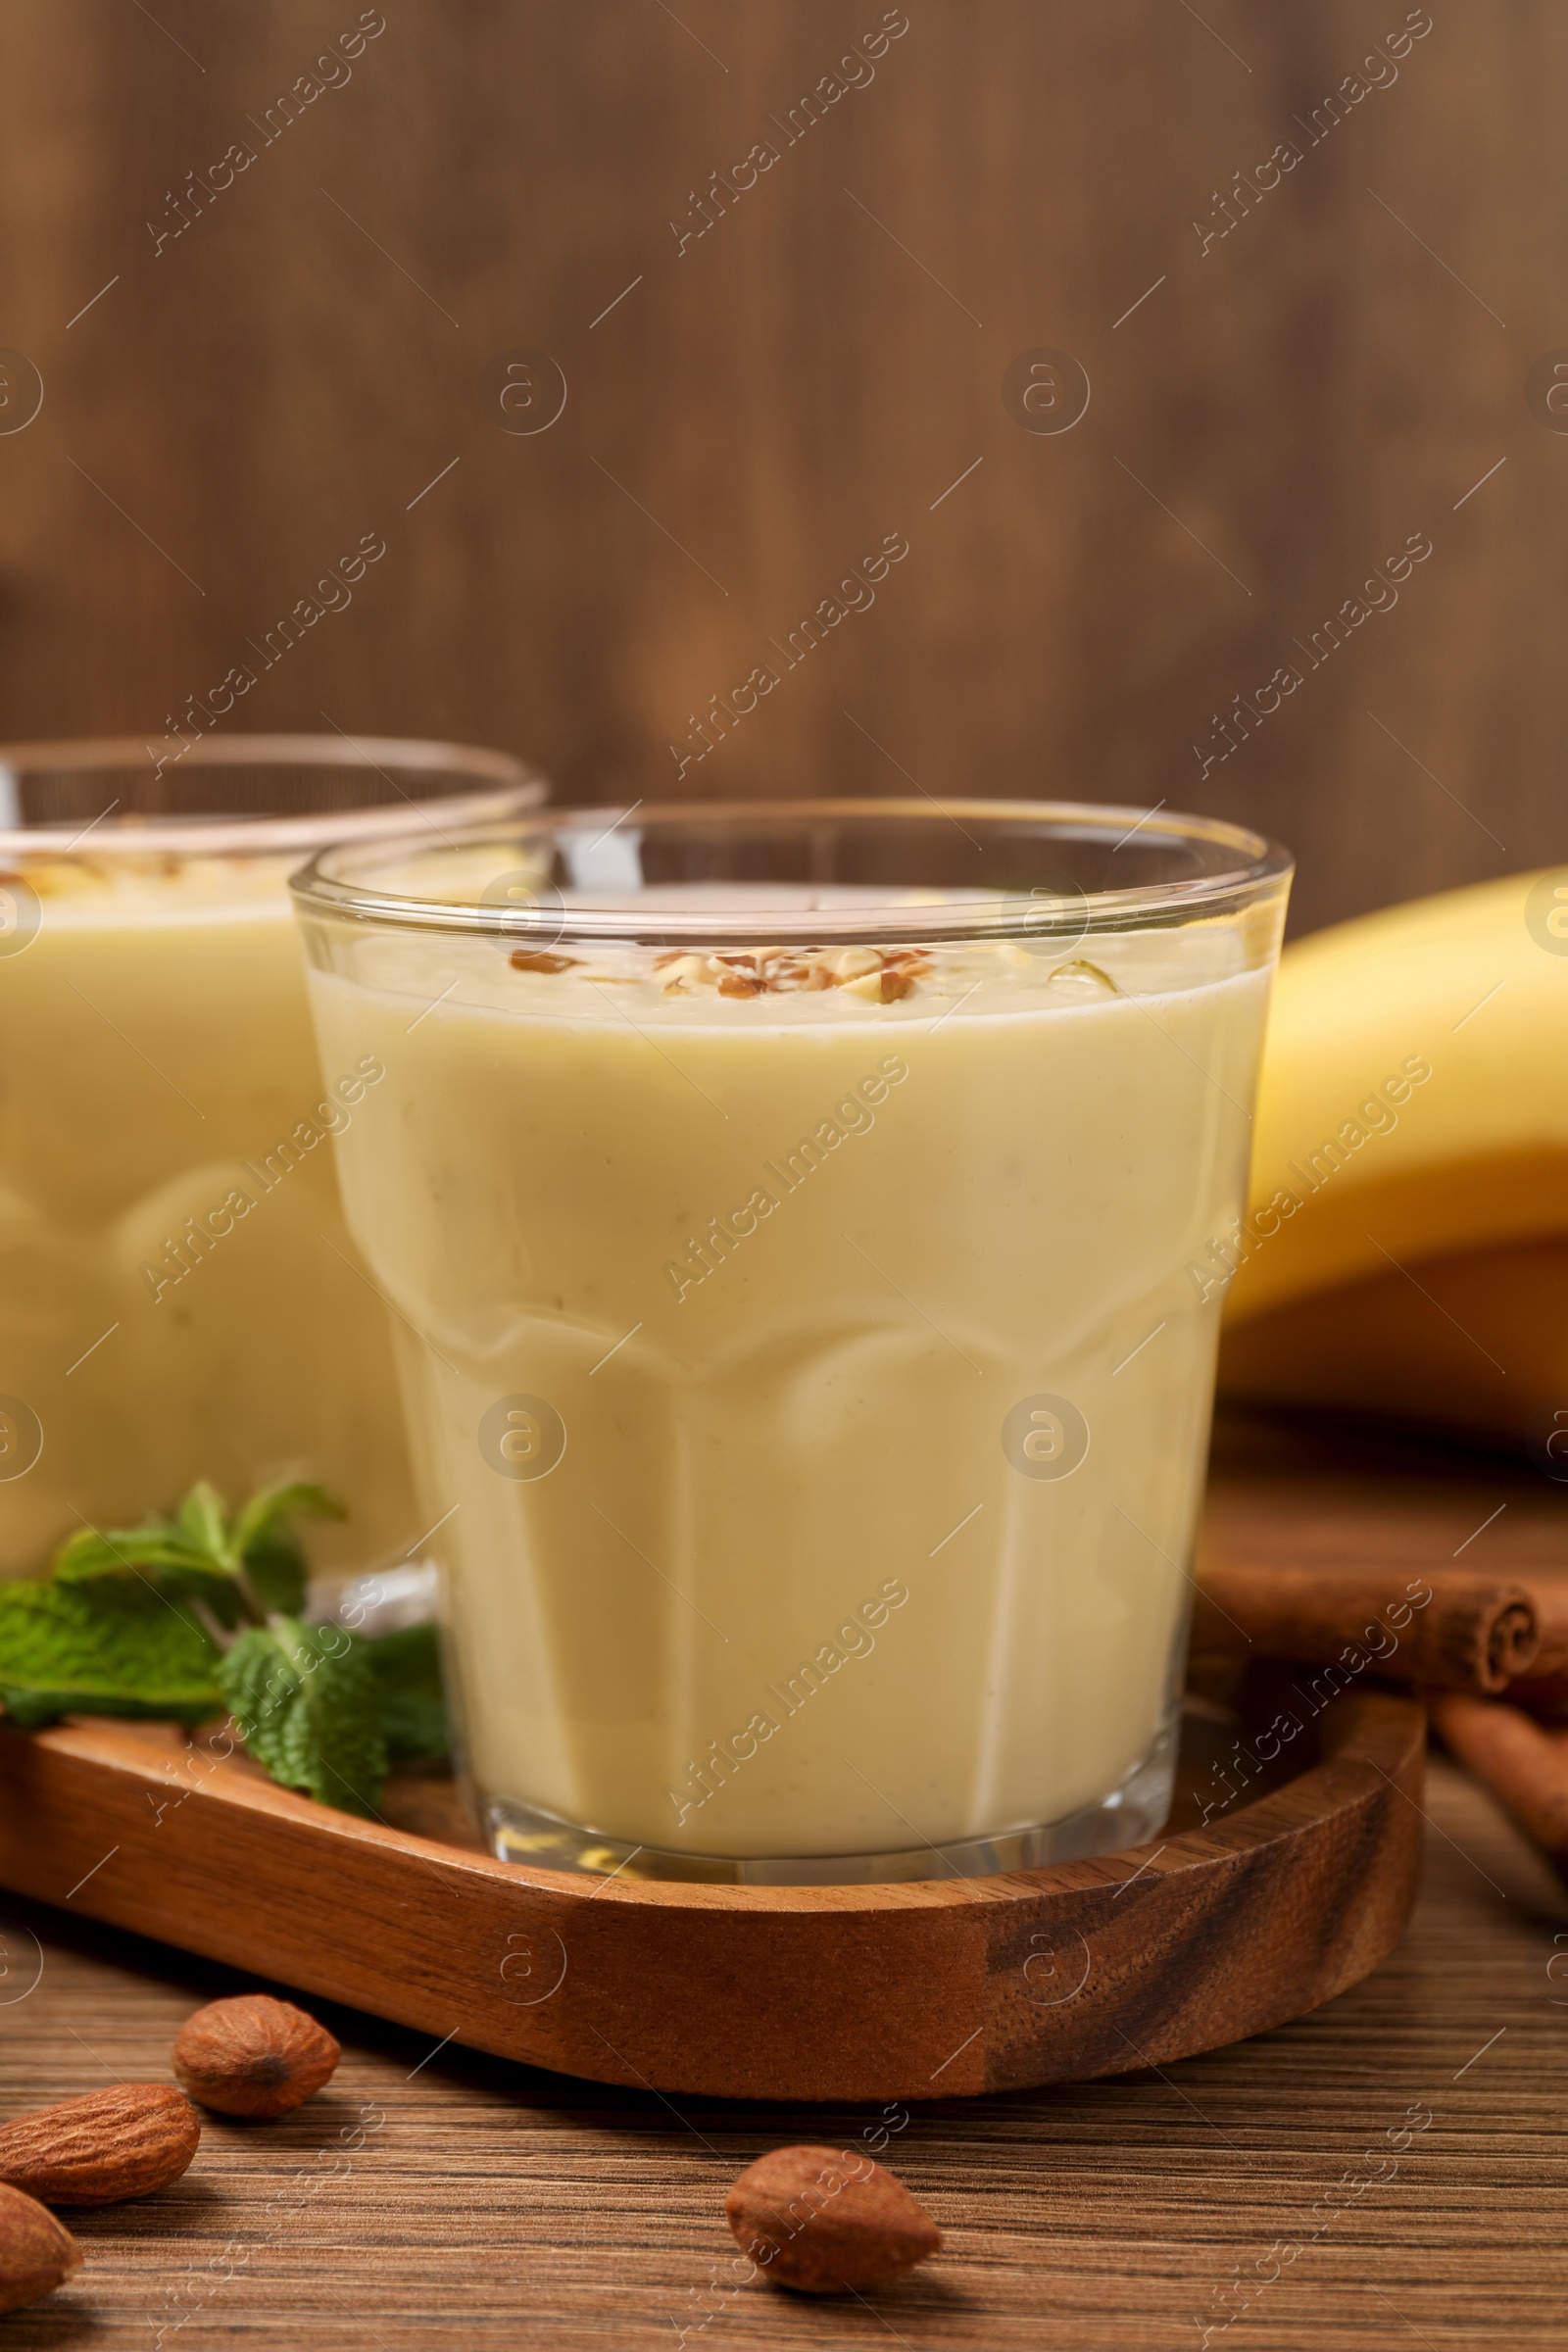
xmin=1216 ymin=869 xmax=1568 ymax=1446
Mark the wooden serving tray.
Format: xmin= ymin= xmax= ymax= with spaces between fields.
xmin=0 ymin=1676 xmax=1423 ymax=2103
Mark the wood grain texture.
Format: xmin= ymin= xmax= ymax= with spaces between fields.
xmin=0 ymin=1679 xmax=1423 ymax=2107
xmin=0 ymin=1445 xmax=1558 ymax=2346
xmin=0 ymin=3 xmax=1562 ymax=934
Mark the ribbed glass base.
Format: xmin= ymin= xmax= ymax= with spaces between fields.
xmin=486 ymin=1716 xmax=1176 ymax=1886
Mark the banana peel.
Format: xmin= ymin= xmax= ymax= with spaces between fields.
xmin=1217 ymin=870 xmax=1568 ymax=1450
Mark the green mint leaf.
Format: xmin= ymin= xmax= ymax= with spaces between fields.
xmin=50 ymin=1521 xmax=246 ymax=1630
xmin=52 ymin=1520 xmax=196 ymax=1581
xmin=176 ymin=1481 xmax=234 ymax=1569
xmin=237 ymin=1534 xmax=308 ymax=1620
xmin=230 ymin=1483 xmax=346 ymax=1618
xmin=230 ymin=1481 xmax=345 ymax=1559
xmin=0 ymin=1582 xmax=222 ymax=1729
xmin=356 ymin=1623 xmax=450 ymax=1763
xmin=220 ymin=1620 xmax=386 ymax=1818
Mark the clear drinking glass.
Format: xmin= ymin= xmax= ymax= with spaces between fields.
xmin=291 ymin=801 xmax=1291 ymax=1882
xmin=0 ymin=734 xmax=545 ymax=1581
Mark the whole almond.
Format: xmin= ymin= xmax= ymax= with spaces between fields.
xmin=0 ymin=2085 xmax=199 ymax=2206
xmin=0 ymin=2181 xmax=81 ymax=2312
xmin=725 ymin=2144 xmax=941 ymax=2294
xmin=172 ymin=1994 xmax=340 ymax=2119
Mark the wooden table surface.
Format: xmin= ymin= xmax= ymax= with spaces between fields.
xmin=3 ymin=1411 xmax=1566 ymax=2351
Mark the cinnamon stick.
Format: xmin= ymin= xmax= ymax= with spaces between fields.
xmin=1429 ymin=1691 xmax=1568 ymax=1877
xmin=1528 ymin=1577 xmax=1568 ymax=1677
xmin=1193 ymin=1564 xmax=1540 ymax=1696
xmin=1503 ymin=1575 xmax=1568 ymax=1716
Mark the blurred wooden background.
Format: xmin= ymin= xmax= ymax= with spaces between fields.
xmin=0 ymin=0 xmax=1561 ymax=932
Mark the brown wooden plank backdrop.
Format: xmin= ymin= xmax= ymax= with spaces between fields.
xmin=0 ymin=0 xmax=1562 ymax=934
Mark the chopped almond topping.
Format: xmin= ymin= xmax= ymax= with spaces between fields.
xmin=657 ymin=946 xmax=932 ymax=999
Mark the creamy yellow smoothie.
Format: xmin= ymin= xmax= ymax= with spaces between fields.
xmin=297 ymin=809 xmax=1287 ymax=1875
xmin=0 ymin=745 xmax=542 ymax=1577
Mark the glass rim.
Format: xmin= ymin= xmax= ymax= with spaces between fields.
xmin=289 ymin=798 xmax=1293 ymax=950
xmin=0 ymin=731 xmax=547 ymax=859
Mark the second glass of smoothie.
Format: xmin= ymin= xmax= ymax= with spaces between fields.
xmin=0 ymin=734 xmax=544 ymax=1580
xmin=292 ymin=803 xmax=1291 ymax=1881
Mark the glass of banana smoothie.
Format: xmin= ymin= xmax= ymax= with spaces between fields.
xmin=293 ymin=803 xmax=1291 ymax=1882
xmin=0 ymin=735 xmax=544 ymax=1580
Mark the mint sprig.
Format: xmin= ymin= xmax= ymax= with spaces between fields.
xmin=0 ymin=1481 xmax=449 ymax=1817
xmin=52 ymin=1478 xmax=345 ymax=1625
